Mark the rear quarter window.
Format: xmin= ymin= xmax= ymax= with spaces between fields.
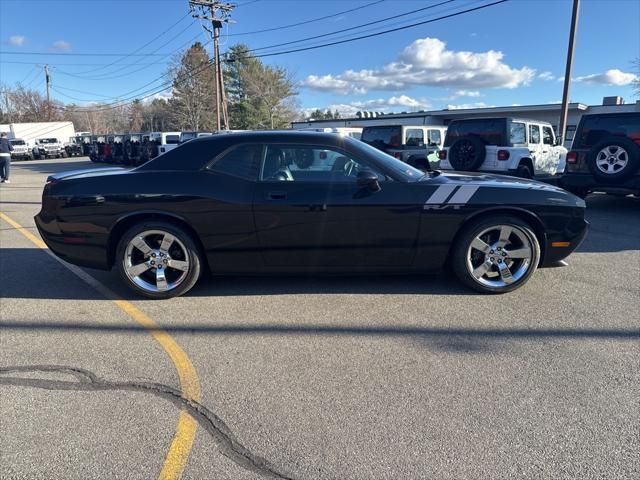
xmin=207 ymin=144 xmax=262 ymax=180
xmin=444 ymin=119 xmax=506 ymax=147
xmin=574 ymin=114 xmax=640 ymax=148
xmin=361 ymin=126 xmax=402 ymax=148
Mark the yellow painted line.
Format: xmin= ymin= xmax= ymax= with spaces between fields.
xmin=0 ymin=211 xmax=201 ymax=480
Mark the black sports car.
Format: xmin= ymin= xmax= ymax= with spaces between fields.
xmin=35 ymin=131 xmax=588 ymax=298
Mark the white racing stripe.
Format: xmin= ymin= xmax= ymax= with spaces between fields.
xmin=424 ymin=184 xmax=480 ymax=205
xmin=424 ymin=184 xmax=458 ymax=204
xmin=448 ymin=185 xmax=480 ymax=204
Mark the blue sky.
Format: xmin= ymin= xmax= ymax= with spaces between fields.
xmin=1 ymin=0 xmax=638 ymax=116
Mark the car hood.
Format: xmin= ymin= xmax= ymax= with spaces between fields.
xmin=426 ymin=170 xmax=585 ymax=207
xmin=431 ymin=170 xmax=565 ymax=191
xmin=47 ymin=167 xmax=129 ymax=183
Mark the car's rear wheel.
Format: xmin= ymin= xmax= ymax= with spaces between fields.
xmin=452 ymin=216 xmax=540 ymax=294
xmin=516 ymin=164 xmax=533 ymax=179
xmin=587 ymin=137 xmax=640 ymax=182
xmin=116 ymin=222 xmax=203 ymax=299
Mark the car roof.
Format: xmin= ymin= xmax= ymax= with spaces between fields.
xmin=190 ymin=130 xmax=348 ymax=144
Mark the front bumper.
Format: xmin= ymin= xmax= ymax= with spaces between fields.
xmin=540 ymin=216 xmax=589 ymax=267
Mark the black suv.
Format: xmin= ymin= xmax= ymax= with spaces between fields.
xmin=562 ymin=112 xmax=640 ymax=197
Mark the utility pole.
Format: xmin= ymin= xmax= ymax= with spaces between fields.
xmin=188 ymin=0 xmax=235 ymax=131
xmin=44 ymin=64 xmax=51 ymax=121
xmin=558 ymin=0 xmax=580 ymax=145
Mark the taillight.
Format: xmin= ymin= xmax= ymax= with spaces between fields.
xmin=497 ymin=150 xmax=510 ymax=161
xmin=393 ymin=152 xmax=402 ymax=159
xmin=567 ymin=151 xmax=578 ymax=164
xmin=438 ymin=150 xmax=447 ymax=160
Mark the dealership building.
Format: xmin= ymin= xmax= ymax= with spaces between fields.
xmin=292 ymin=97 xmax=640 ymax=145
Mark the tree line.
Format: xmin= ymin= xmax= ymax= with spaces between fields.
xmin=0 ymin=43 xmax=302 ymax=133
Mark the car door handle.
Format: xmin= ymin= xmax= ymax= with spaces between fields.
xmin=266 ymin=191 xmax=287 ymax=200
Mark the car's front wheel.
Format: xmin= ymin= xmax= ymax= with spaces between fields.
xmin=451 ymin=216 xmax=540 ymax=294
xmin=116 ymin=221 xmax=203 ymax=299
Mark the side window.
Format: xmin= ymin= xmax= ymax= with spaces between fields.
xmin=529 ymin=124 xmax=541 ymax=144
xmin=260 ymin=145 xmax=384 ymax=182
xmin=510 ymin=122 xmax=526 ymax=145
xmin=208 ymin=144 xmax=262 ymax=180
xmin=405 ymin=129 xmax=425 ymax=147
xmin=542 ymin=126 xmax=554 ymax=145
xmin=428 ymin=129 xmax=442 ymax=146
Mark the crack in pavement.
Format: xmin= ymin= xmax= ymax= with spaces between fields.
xmin=0 ymin=365 xmax=295 ymax=480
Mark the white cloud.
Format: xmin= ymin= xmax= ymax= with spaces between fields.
xmin=301 ymin=37 xmax=534 ymax=94
xmin=303 ymin=95 xmax=431 ymax=117
xmin=53 ymin=40 xmax=71 ymax=52
xmin=445 ymin=102 xmax=491 ymax=110
xmin=454 ymin=90 xmax=481 ymax=97
xmin=575 ymin=69 xmax=638 ymax=86
xmin=7 ymin=35 xmax=26 ymax=46
xmin=538 ymin=71 xmax=555 ymax=81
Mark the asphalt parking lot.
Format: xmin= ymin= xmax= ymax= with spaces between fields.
xmin=1 ymin=157 xmax=639 ymax=480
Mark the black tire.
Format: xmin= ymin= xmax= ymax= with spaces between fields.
xmin=516 ymin=164 xmax=533 ymax=179
xmin=116 ymin=221 xmax=203 ymax=299
xmin=587 ymin=136 xmax=639 ymax=183
xmin=451 ymin=215 xmax=540 ymax=294
xmin=448 ymin=136 xmax=486 ymax=171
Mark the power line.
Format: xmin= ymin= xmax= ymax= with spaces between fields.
xmin=75 ymin=11 xmax=193 ymax=75
xmin=232 ymin=0 xmax=508 ymax=61
xmin=248 ymin=0 xmax=457 ymax=54
xmin=227 ymin=0 xmax=385 ymax=36
xmin=49 ymin=0 xmax=507 ymax=114
xmin=60 ymin=0 xmax=460 ymax=106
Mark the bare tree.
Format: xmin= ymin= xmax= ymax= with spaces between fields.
xmin=167 ymin=42 xmax=216 ymax=131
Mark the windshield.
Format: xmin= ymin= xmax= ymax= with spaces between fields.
xmin=39 ymin=138 xmax=58 ymax=144
xmin=10 ymin=139 xmax=26 ymax=146
xmin=346 ymin=137 xmax=423 ymax=181
xmin=361 ymin=126 xmax=402 ymax=149
xmin=444 ymin=119 xmax=506 ymax=147
xmin=180 ymin=132 xmax=197 ymax=142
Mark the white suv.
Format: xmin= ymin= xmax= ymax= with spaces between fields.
xmin=438 ymin=117 xmax=566 ymax=179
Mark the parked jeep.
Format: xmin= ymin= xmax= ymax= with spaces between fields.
xmin=78 ymin=134 xmax=93 ymax=156
xmin=32 ymin=138 xmax=65 ymax=159
xmin=562 ymin=112 xmax=640 ymax=197
xmin=438 ymin=118 xmax=566 ymax=180
xmin=89 ymin=135 xmax=108 ymax=162
xmin=123 ymin=133 xmax=143 ymax=165
xmin=9 ymin=138 xmax=33 ymax=160
xmin=64 ymin=137 xmax=84 ymax=157
xmin=361 ymin=125 xmax=446 ymax=170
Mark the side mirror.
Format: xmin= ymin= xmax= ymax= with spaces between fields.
xmin=357 ymin=169 xmax=381 ymax=192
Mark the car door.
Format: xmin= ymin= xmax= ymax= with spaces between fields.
xmin=542 ymin=125 xmax=563 ymax=174
xmin=528 ymin=123 xmax=546 ymax=175
xmin=252 ymin=143 xmax=422 ymax=268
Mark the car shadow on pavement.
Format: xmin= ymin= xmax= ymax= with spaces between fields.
xmin=0 ymin=247 xmax=474 ymax=300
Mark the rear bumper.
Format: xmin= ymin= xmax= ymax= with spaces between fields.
xmin=35 ymin=213 xmax=111 ymax=270
xmin=561 ymin=173 xmax=640 ymax=194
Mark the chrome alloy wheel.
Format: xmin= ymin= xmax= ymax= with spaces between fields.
xmin=466 ymin=224 xmax=533 ymax=288
xmin=123 ymin=229 xmax=190 ymax=293
xmin=596 ymin=145 xmax=628 ymax=174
